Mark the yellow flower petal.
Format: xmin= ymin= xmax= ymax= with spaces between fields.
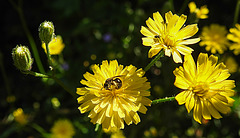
xmin=176 ymin=24 xmax=199 ymax=40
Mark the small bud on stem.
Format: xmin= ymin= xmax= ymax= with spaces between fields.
xmin=12 ymin=45 xmax=33 ymax=71
xmin=39 ymin=21 xmax=55 ymax=45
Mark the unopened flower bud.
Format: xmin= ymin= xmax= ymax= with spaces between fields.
xmin=39 ymin=21 xmax=55 ymax=44
xmin=12 ymin=45 xmax=33 ymax=71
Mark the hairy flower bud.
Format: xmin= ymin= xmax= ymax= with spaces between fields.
xmin=39 ymin=21 xmax=55 ymax=44
xmin=12 ymin=45 xmax=33 ymax=71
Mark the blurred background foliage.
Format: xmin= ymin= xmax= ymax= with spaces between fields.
xmin=1 ymin=0 xmax=240 ymax=137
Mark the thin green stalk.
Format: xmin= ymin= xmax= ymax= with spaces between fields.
xmin=52 ymin=76 xmax=77 ymax=99
xmin=31 ymin=123 xmax=50 ymax=138
xmin=24 ymin=71 xmax=49 ymax=78
xmin=46 ymin=43 xmax=53 ymax=70
xmin=144 ymin=51 xmax=164 ymax=72
xmin=24 ymin=71 xmax=76 ymax=98
xmin=152 ymin=96 xmax=175 ymax=104
xmin=233 ymin=0 xmax=240 ymax=26
xmin=178 ymin=0 xmax=190 ymax=14
xmin=95 ymin=124 xmax=102 ymax=138
xmin=9 ymin=0 xmax=45 ymax=74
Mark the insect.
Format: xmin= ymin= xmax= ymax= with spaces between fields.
xmin=154 ymin=35 xmax=160 ymax=38
xmin=103 ymin=75 xmax=124 ymax=90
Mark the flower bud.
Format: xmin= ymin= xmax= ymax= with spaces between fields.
xmin=39 ymin=21 xmax=55 ymax=44
xmin=12 ymin=45 xmax=33 ymax=71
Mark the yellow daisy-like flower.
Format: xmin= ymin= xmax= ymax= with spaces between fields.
xmin=174 ymin=53 xmax=235 ymax=123
xmin=77 ymin=60 xmax=151 ymax=131
xmin=42 ymin=35 xmax=65 ymax=55
xmin=223 ymin=56 xmax=238 ymax=74
xmin=200 ymin=24 xmax=230 ymax=54
xmin=188 ymin=2 xmax=209 ymax=19
xmin=51 ymin=119 xmax=75 ymax=138
xmin=13 ymin=108 xmax=28 ymax=125
xmin=227 ymin=24 xmax=240 ymax=55
xmin=140 ymin=11 xmax=200 ymax=63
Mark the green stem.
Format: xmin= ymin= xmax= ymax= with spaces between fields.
xmin=46 ymin=43 xmax=53 ymax=70
xmin=9 ymin=0 xmax=45 ymax=74
xmin=233 ymin=0 xmax=240 ymax=26
xmin=52 ymin=76 xmax=77 ymax=99
xmin=152 ymin=96 xmax=175 ymax=104
xmin=95 ymin=124 xmax=102 ymax=138
xmin=24 ymin=71 xmax=76 ymax=98
xmin=178 ymin=0 xmax=190 ymax=14
xmin=24 ymin=71 xmax=49 ymax=78
xmin=31 ymin=123 xmax=50 ymax=138
xmin=144 ymin=50 xmax=164 ymax=72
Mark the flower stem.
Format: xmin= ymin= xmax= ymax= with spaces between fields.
xmin=152 ymin=96 xmax=175 ymax=104
xmin=24 ymin=71 xmax=49 ymax=78
xmin=9 ymin=0 xmax=45 ymax=74
xmin=144 ymin=50 xmax=164 ymax=72
xmin=233 ymin=0 xmax=240 ymax=26
xmin=24 ymin=71 xmax=76 ymax=98
xmin=31 ymin=123 xmax=50 ymax=138
xmin=46 ymin=43 xmax=53 ymax=70
xmin=52 ymin=76 xmax=77 ymax=99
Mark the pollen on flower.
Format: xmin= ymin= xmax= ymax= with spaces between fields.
xmin=174 ymin=53 xmax=235 ymax=123
xmin=76 ymin=60 xmax=151 ymax=131
xmin=140 ymin=11 xmax=200 ymax=63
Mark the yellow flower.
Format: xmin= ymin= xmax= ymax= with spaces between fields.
xmin=77 ymin=60 xmax=151 ymax=131
xmin=174 ymin=53 xmax=235 ymax=123
xmin=223 ymin=56 xmax=238 ymax=73
xmin=200 ymin=24 xmax=230 ymax=54
xmin=110 ymin=129 xmax=126 ymax=138
xmin=42 ymin=35 xmax=65 ymax=55
xmin=140 ymin=11 xmax=200 ymax=63
xmin=51 ymin=119 xmax=75 ymax=138
xmin=188 ymin=2 xmax=209 ymax=19
xmin=227 ymin=24 xmax=240 ymax=55
xmin=13 ymin=108 xmax=28 ymax=125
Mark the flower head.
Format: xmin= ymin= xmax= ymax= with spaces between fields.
xmin=39 ymin=21 xmax=55 ymax=44
xmin=174 ymin=53 xmax=235 ymax=123
xmin=140 ymin=11 xmax=200 ymax=63
xmin=42 ymin=35 xmax=65 ymax=55
xmin=188 ymin=2 xmax=209 ymax=19
xmin=223 ymin=56 xmax=238 ymax=73
xmin=13 ymin=108 xmax=28 ymax=125
xmin=227 ymin=24 xmax=240 ymax=55
xmin=12 ymin=45 xmax=33 ymax=71
xmin=51 ymin=119 xmax=75 ymax=138
xmin=77 ymin=60 xmax=151 ymax=131
xmin=200 ymin=24 xmax=230 ymax=54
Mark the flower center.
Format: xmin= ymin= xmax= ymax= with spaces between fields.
xmin=153 ymin=34 xmax=176 ymax=49
xmin=190 ymin=82 xmax=209 ymax=97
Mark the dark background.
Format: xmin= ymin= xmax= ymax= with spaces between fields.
xmin=1 ymin=0 xmax=240 ymax=137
